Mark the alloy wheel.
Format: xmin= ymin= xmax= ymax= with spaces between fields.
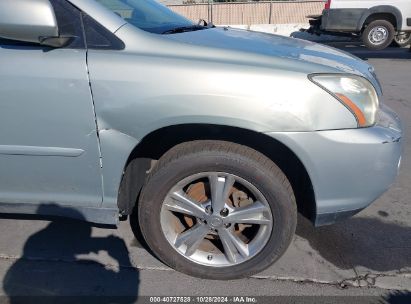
xmin=160 ymin=172 xmax=273 ymax=267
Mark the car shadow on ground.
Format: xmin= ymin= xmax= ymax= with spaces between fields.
xmin=296 ymin=214 xmax=411 ymax=272
xmin=2 ymin=205 xmax=139 ymax=303
xmin=326 ymin=43 xmax=411 ymax=60
xmin=290 ymin=31 xmax=411 ymax=60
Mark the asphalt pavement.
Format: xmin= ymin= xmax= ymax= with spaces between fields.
xmin=0 ymin=46 xmax=410 ymax=302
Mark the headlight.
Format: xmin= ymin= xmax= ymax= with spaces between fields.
xmin=310 ymin=74 xmax=379 ymax=127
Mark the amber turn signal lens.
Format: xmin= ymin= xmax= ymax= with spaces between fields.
xmin=336 ymin=93 xmax=367 ymax=127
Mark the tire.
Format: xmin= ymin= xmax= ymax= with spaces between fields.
xmin=362 ymin=20 xmax=395 ymax=50
xmin=137 ymin=140 xmax=297 ymax=279
xmin=393 ymin=33 xmax=411 ymax=47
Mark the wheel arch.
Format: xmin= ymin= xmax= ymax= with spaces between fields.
xmin=358 ymin=6 xmax=403 ymax=31
xmin=117 ymin=124 xmax=317 ymax=224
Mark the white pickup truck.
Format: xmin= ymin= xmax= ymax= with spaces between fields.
xmin=307 ymin=0 xmax=411 ymax=50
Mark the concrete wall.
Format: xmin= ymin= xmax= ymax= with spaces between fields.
xmin=223 ymin=23 xmax=353 ymax=42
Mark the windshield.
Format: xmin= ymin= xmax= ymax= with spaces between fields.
xmin=95 ymin=0 xmax=196 ymax=34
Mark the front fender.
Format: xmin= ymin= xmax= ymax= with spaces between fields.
xmin=88 ymin=51 xmax=357 ymax=140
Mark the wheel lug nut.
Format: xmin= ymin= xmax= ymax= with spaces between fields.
xmin=205 ymin=206 xmax=212 ymax=214
xmin=224 ymin=223 xmax=231 ymax=228
xmin=220 ymin=208 xmax=229 ymax=217
xmin=207 ymin=255 xmax=213 ymax=261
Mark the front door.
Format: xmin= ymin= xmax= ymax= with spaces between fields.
xmin=0 ymin=0 xmax=102 ymax=208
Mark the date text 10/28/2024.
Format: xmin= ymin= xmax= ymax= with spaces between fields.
xmin=149 ymin=297 xmax=258 ymax=303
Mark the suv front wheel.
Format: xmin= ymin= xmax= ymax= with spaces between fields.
xmin=137 ymin=140 xmax=297 ymax=279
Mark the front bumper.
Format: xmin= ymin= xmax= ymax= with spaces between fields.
xmin=266 ymin=105 xmax=403 ymax=226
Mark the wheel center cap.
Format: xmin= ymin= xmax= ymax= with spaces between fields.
xmin=208 ymin=216 xmax=223 ymax=228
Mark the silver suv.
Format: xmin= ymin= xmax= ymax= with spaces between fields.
xmin=0 ymin=0 xmax=403 ymax=279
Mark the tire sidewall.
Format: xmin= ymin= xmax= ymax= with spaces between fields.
xmin=138 ymin=148 xmax=296 ymax=279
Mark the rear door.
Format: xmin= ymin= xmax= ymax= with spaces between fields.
xmin=0 ymin=0 xmax=102 ymax=208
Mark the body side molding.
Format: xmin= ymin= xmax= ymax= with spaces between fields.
xmin=0 ymin=145 xmax=84 ymax=157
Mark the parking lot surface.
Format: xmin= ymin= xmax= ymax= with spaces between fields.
xmin=0 ymin=46 xmax=410 ymax=300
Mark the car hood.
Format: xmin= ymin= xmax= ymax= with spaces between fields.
xmin=165 ymin=27 xmax=381 ymax=93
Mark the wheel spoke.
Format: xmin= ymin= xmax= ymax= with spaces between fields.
xmin=224 ymin=201 xmax=271 ymax=225
xmin=218 ymin=228 xmax=249 ymax=263
xmin=208 ymin=174 xmax=235 ymax=213
xmin=174 ymin=223 xmax=210 ymax=256
xmin=218 ymin=229 xmax=237 ymax=263
xmin=164 ymin=191 xmax=207 ymax=219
